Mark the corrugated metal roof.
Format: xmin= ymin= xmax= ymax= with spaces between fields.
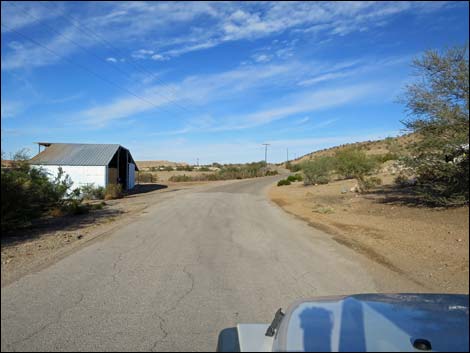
xmin=29 ymin=143 xmax=121 ymax=166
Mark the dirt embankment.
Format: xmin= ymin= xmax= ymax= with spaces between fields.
xmin=269 ymin=176 xmax=469 ymax=293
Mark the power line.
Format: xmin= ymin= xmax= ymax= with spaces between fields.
xmin=1 ymin=22 xmax=177 ymax=115
xmin=38 ymin=0 xmax=196 ymax=114
xmin=6 ymin=0 xmax=188 ymax=116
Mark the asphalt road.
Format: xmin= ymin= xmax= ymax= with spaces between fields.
xmin=1 ymin=176 xmax=422 ymax=352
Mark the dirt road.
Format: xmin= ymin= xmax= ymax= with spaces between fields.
xmin=1 ymin=176 xmax=424 ymax=352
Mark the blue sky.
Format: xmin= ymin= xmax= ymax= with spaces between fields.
xmin=1 ymin=1 xmax=469 ymax=164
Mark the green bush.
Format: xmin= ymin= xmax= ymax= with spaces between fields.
xmin=302 ymin=157 xmax=335 ymax=185
xmin=293 ymin=173 xmax=303 ymax=181
xmin=62 ymin=199 xmax=89 ymax=215
xmin=358 ymin=176 xmax=383 ymax=191
xmin=286 ymin=175 xmax=298 ymax=182
xmin=335 ymin=147 xmax=378 ymax=180
xmin=1 ymin=154 xmax=75 ymax=231
xmin=286 ymin=162 xmax=302 ymax=172
xmin=80 ymin=184 xmax=105 ymax=200
xmin=372 ymin=153 xmax=400 ymax=164
xmin=277 ymin=179 xmax=291 ymax=186
xmin=399 ymin=44 xmax=469 ymax=206
xmin=265 ymin=170 xmax=279 ymax=176
xmin=104 ymin=184 xmax=123 ymax=200
xmin=286 ymin=174 xmax=303 ymax=182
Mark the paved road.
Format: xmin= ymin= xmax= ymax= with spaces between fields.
xmin=1 ymin=176 xmax=421 ymax=352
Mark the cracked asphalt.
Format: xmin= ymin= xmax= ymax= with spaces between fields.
xmin=1 ymin=176 xmax=422 ymax=352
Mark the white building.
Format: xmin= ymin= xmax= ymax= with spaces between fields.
xmin=29 ymin=142 xmax=139 ymax=190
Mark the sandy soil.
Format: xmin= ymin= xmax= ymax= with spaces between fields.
xmin=269 ymin=175 xmax=469 ymax=293
xmin=0 ymin=181 xmax=212 ymax=286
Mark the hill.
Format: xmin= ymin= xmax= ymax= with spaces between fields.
xmin=290 ymin=133 xmax=417 ymax=164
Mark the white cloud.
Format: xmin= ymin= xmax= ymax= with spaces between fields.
xmin=208 ymin=83 xmax=378 ymax=132
xmin=106 ymin=57 xmax=117 ymax=63
xmin=1 ymin=1 xmax=64 ymax=33
xmin=1 ymin=100 xmax=24 ymax=119
xmin=252 ymin=53 xmax=272 ymax=63
xmin=1 ymin=1 xmax=455 ymax=70
xmin=151 ymin=54 xmax=166 ymax=61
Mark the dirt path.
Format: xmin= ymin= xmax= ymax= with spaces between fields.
xmin=269 ymin=178 xmax=469 ymax=293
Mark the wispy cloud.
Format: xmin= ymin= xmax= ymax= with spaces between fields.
xmin=1 ymin=1 xmax=455 ymax=71
xmin=1 ymin=99 xmax=25 ymax=119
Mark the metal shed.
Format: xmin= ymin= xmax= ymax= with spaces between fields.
xmin=29 ymin=142 xmax=139 ymax=190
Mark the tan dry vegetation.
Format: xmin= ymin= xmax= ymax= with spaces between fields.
xmin=269 ymin=173 xmax=469 ymax=293
xmin=291 ymin=133 xmax=417 ymax=164
xmin=135 ymin=160 xmax=189 ymax=169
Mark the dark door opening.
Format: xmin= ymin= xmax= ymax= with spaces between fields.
xmin=118 ymin=148 xmax=128 ymax=190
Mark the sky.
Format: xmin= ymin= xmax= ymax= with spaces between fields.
xmin=1 ymin=1 xmax=469 ymax=164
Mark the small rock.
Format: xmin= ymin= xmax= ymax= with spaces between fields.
xmin=457 ymin=238 xmax=462 ymax=242
xmin=77 ymin=235 xmax=83 ymax=240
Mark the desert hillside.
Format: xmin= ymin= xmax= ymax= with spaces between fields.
xmin=291 ymin=133 xmax=417 ymax=164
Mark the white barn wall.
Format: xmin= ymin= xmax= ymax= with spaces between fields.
xmin=31 ymin=165 xmax=107 ymax=189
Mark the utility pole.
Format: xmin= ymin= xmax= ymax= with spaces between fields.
xmin=262 ymin=143 xmax=270 ymax=164
xmin=286 ymin=148 xmax=289 ymax=163
xmin=196 ymin=158 xmax=199 ymax=167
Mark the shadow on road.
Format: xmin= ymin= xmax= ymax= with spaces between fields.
xmin=1 ymin=207 xmax=124 ymax=248
xmin=127 ymin=183 xmax=168 ymax=196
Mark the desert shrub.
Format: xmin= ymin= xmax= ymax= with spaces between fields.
xmin=399 ymin=44 xmax=469 ymax=206
xmin=199 ymin=167 xmax=211 ymax=172
xmin=277 ymin=179 xmax=291 ymax=186
xmin=138 ymin=172 xmax=157 ymax=183
xmin=265 ymin=170 xmax=278 ymax=176
xmin=286 ymin=162 xmax=302 ymax=172
xmin=90 ymin=202 xmax=105 ymax=210
xmin=286 ymin=174 xmax=302 ymax=182
xmin=286 ymin=175 xmax=298 ymax=182
xmin=104 ymin=183 xmax=123 ymax=200
xmin=176 ymin=165 xmax=194 ymax=171
xmin=372 ymin=153 xmax=400 ymax=164
xmin=1 ymin=154 xmax=75 ymax=231
xmin=169 ymin=174 xmax=193 ymax=182
xmin=358 ymin=176 xmax=383 ymax=192
xmin=302 ymin=157 xmax=335 ymax=185
xmin=394 ymin=173 xmax=416 ymax=187
xmin=335 ymin=147 xmax=378 ymax=180
xmin=293 ymin=173 xmax=303 ymax=181
xmin=62 ymin=199 xmax=89 ymax=215
xmin=80 ymin=184 xmax=105 ymax=200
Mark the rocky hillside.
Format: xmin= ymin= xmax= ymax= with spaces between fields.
xmin=291 ymin=133 xmax=416 ymax=164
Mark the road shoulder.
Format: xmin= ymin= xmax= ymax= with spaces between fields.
xmin=268 ymin=179 xmax=469 ymax=293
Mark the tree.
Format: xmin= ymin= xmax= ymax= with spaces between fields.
xmin=400 ymin=44 xmax=469 ymax=205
